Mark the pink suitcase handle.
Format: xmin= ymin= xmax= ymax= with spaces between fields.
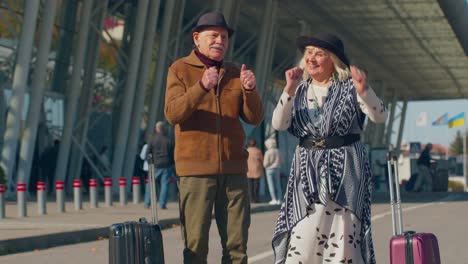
xmin=387 ymin=146 xmax=404 ymax=236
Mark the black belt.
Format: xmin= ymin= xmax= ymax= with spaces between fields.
xmin=299 ymin=134 xmax=360 ymax=149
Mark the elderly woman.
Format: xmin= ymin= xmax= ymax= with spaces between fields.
xmin=271 ymin=32 xmax=387 ymax=264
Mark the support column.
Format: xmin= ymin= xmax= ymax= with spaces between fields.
xmin=370 ymin=81 xmax=385 ymax=148
xmin=218 ymin=0 xmax=240 ymax=60
xmin=50 ymin=0 xmax=79 ymax=94
xmin=213 ymin=0 xmax=222 ymax=10
xmin=0 ymin=75 xmax=5 ymax=152
xmin=254 ymin=0 xmax=278 ymax=99
xmin=463 ymin=129 xmax=467 ymax=190
xmin=297 ymin=20 xmax=311 ymax=61
xmin=146 ymin=0 xmax=177 ymax=137
xmin=252 ymin=0 xmax=277 ymax=149
xmin=171 ymin=0 xmax=186 ymax=60
xmin=261 ymin=24 xmax=277 ymax=101
xmin=385 ymin=89 xmax=397 ymax=146
xmin=54 ymin=0 xmax=94 ymax=204
xmin=272 ymin=55 xmax=294 ymax=79
xmin=111 ymin=0 xmax=149 ymax=193
xmin=1 ymin=1 xmax=40 ymax=196
xmin=122 ymin=0 xmax=161 ymax=185
xmin=232 ymin=35 xmax=256 ymax=59
xmin=111 ymin=3 xmax=134 ymax=145
xmin=68 ymin=0 xmax=108 ymax=191
xmin=17 ymin=0 xmax=58 ymax=193
xmin=396 ymin=100 xmax=408 ymax=153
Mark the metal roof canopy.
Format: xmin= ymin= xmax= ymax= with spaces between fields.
xmin=183 ymin=0 xmax=467 ymax=101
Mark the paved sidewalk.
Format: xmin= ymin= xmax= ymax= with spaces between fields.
xmin=0 ymin=191 xmax=463 ymax=255
xmin=0 ymin=196 xmax=279 ymax=255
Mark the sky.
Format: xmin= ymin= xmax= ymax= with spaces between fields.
xmin=392 ymin=99 xmax=468 ymax=148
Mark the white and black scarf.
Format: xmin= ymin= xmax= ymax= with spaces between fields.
xmin=272 ymin=77 xmax=376 ymax=264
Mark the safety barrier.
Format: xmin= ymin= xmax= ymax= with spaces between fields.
xmin=104 ymin=178 xmax=112 ymax=207
xmin=17 ymin=183 xmax=27 ymax=217
xmin=73 ymin=179 xmax=82 ymax=210
xmin=56 ymin=180 xmax=65 ymax=213
xmin=37 ymin=181 xmax=46 ymax=215
xmin=89 ymin=179 xmax=98 ymax=208
xmin=132 ymin=176 xmax=141 ymax=204
xmin=119 ymin=177 xmax=126 ymax=206
xmin=0 ymin=176 xmax=167 ymax=219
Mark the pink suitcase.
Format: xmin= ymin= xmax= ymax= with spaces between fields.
xmin=387 ymin=148 xmax=441 ymax=264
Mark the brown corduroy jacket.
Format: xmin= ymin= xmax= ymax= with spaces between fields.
xmin=164 ymin=50 xmax=264 ymax=177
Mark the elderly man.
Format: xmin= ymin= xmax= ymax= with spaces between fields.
xmin=164 ymin=11 xmax=264 ymax=264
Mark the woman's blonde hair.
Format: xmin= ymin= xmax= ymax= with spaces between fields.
xmin=298 ymin=46 xmax=350 ymax=81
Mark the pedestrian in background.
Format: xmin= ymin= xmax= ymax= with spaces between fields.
xmin=164 ymin=11 xmax=264 ymax=264
xmin=271 ymin=32 xmax=387 ymax=263
xmin=263 ymin=138 xmax=282 ymax=205
xmin=145 ymin=121 xmax=174 ymax=210
xmin=413 ymin=143 xmax=433 ymax=192
xmin=98 ymin=145 xmax=111 ymax=175
xmin=246 ymin=138 xmax=264 ymax=203
xmin=139 ymin=142 xmax=149 ymax=196
xmin=39 ymin=139 xmax=60 ymax=195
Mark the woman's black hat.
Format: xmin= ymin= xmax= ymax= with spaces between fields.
xmin=192 ymin=11 xmax=234 ymax=37
xmin=296 ymin=32 xmax=350 ymax=67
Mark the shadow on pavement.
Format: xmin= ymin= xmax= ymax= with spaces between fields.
xmin=372 ymin=191 xmax=468 ymax=204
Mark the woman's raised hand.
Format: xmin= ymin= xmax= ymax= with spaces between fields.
xmin=284 ymin=67 xmax=303 ymax=96
xmin=350 ymin=65 xmax=368 ymax=96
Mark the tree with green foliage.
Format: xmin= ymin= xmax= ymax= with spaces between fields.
xmin=449 ymin=130 xmax=468 ymax=155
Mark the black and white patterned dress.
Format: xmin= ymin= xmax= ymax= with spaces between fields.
xmin=271 ymin=77 xmax=387 ymax=264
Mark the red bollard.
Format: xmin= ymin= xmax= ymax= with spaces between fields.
xmin=119 ymin=177 xmax=127 ymax=206
xmin=73 ymin=179 xmax=82 ymax=210
xmin=89 ymin=179 xmax=98 ymax=208
xmin=56 ymin=180 xmax=65 ymax=213
xmin=0 ymin=184 xmax=5 ymax=218
xmin=36 ymin=181 xmax=46 ymax=215
xmin=104 ymin=178 xmax=112 ymax=207
xmin=132 ymin=176 xmax=141 ymax=204
xmin=17 ymin=183 xmax=27 ymax=217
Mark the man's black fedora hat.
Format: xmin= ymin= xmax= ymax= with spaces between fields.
xmin=192 ymin=11 xmax=234 ymax=37
xmin=296 ymin=32 xmax=350 ymax=67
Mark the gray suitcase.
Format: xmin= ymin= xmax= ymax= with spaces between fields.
xmin=109 ymin=153 xmax=164 ymax=264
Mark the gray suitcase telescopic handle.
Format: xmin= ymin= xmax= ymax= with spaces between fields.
xmin=387 ymin=146 xmax=404 ymax=236
xmin=147 ymin=153 xmax=159 ymax=225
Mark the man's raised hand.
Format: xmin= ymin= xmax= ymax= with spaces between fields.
xmin=240 ymin=64 xmax=256 ymax=91
xmin=201 ymin=66 xmax=219 ymax=90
